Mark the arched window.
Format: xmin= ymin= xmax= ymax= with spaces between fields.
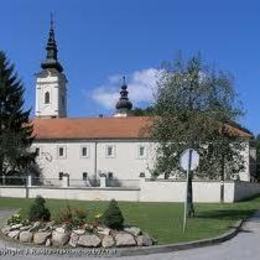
xmin=44 ymin=92 xmax=50 ymax=104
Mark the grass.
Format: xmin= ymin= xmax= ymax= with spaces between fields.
xmin=0 ymin=196 xmax=260 ymax=244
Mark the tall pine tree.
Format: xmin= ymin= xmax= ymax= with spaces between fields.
xmin=0 ymin=51 xmax=35 ymax=178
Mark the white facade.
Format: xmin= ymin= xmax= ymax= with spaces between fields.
xmin=35 ymin=71 xmax=67 ymax=118
xmin=32 ymin=140 xmax=157 ymax=183
xmin=31 ymin=139 xmax=252 ymax=183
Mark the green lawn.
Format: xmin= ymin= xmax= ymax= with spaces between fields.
xmin=0 ymin=196 xmax=259 ymax=244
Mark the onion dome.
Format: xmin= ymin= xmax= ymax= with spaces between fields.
xmin=115 ymin=76 xmax=133 ymax=113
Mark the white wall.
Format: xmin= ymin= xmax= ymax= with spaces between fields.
xmin=2 ymin=180 xmax=260 ymax=203
xmin=32 ymin=140 xmax=251 ymax=184
xmin=32 ymin=140 xmax=156 ymax=181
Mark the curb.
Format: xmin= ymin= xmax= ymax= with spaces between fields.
xmin=115 ymin=218 xmax=245 ymax=257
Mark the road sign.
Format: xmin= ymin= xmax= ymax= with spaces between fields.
xmin=180 ymin=148 xmax=200 ymax=233
xmin=180 ymin=149 xmax=200 ymax=172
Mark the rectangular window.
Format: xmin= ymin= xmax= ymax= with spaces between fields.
xmin=139 ymin=146 xmax=145 ymax=157
xmin=82 ymin=172 xmax=88 ymax=181
xmin=107 ymin=146 xmax=113 ymax=156
xmin=106 ymin=145 xmax=115 ymax=158
xmin=57 ymin=146 xmax=66 ymax=159
xmin=81 ymin=146 xmax=89 ymax=158
xmin=35 ymin=147 xmax=40 ymax=156
xmin=59 ymin=172 xmax=63 ymax=180
xmin=59 ymin=147 xmax=64 ymax=157
xmin=82 ymin=147 xmax=87 ymax=156
xmin=137 ymin=145 xmax=146 ymax=159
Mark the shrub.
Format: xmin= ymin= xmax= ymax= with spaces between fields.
xmin=102 ymin=199 xmax=124 ymax=230
xmin=54 ymin=205 xmax=87 ymax=227
xmin=7 ymin=214 xmax=22 ymax=225
xmin=28 ymin=196 xmax=51 ymax=222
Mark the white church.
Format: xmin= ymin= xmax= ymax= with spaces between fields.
xmin=30 ymin=20 xmax=254 ymax=188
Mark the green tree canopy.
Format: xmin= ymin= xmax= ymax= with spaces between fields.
xmin=151 ymin=54 xmax=247 ymax=216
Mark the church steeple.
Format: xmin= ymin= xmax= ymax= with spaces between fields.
xmin=35 ymin=15 xmax=67 ymax=118
xmin=114 ymin=76 xmax=133 ymax=117
xmin=41 ymin=14 xmax=63 ymax=73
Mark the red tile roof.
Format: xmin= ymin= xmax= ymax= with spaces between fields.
xmin=31 ymin=116 xmax=252 ymax=140
xmin=32 ymin=116 xmax=152 ymax=140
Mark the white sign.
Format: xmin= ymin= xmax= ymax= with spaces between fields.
xmin=180 ymin=149 xmax=200 ymax=171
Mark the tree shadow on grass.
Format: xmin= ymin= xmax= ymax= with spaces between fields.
xmin=196 ymin=209 xmax=255 ymax=221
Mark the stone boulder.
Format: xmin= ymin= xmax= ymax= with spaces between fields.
xmin=20 ymin=225 xmax=32 ymax=231
xmin=72 ymin=229 xmax=85 ymax=235
xmin=33 ymin=232 xmax=51 ymax=245
xmin=69 ymin=233 xmax=79 ymax=248
xmin=102 ymin=235 xmax=115 ymax=248
xmin=29 ymin=221 xmax=42 ymax=232
xmin=136 ymin=234 xmax=153 ymax=246
xmin=1 ymin=226 xmax=11 ymax=235
xmin=124 ymin=226 xmax=142 ymax=236
xmin=97 ymin=226 xmax=111 ymax=236
xmin=52 ymin=230 xmax=70 ymax=246
xmin=45 ymin=238 xmax=52 ymax=247
xmin=78 ymin=234 xmax=101 ymax=248
xmin=8 ymin=230 xmax=20 ymax=239
xmin=10 ymin=224 xmax=23 ymax=230
xmin=19 ymin=231 xmax=33 ymax=243
xmin=115 ymin=233 xmax=136 ymax=247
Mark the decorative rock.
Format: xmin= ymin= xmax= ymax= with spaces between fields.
xmin=97 ymin=226 xmax=111 ymax=236
xmin=83 ymin=223 xmax=94 ymax=232
xmin=69 ymin=233 xmax=79 ymax=248
xmin=1 ymin=226 xmax=11 ymax=235
xmin=8 ymin=230 xmax=20 ymax=239
xmin=45 ymin=238 xmax=52 ymax=247
xmin=124 ymin=226 xmax=142 ymax=236
xmin=19 ymin=231 xmax=33 ymax=243
xmin=20 ymin=225 xmax=32 ymax=231
xmin=102 ymin=235 xmax=115 ymax=248
xmin=29 ymin=221 xmax=41 ymax=232
xmin=115 ymin=233 xmax=136 ymax=247
xmin=52 ymin=231 xmax=70 ymax=246
xmin=136 ymin=234 xmax=153 ymax=246
xmin=10 ymin=224 xmax=23 ymax=230
xmin=46 ymin=221 xmax=55 ymax=227
xmin=73 ymin=229 xmax=85 ymax=235
xmin=78 ymin=234 xmax=101 ymax=248
xmin=55 ymin=227 xmax=66 ymax=233
xmin=33 ymin=232 xmax=51 ymax=245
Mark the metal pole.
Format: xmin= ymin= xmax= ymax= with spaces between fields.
xmin=183 ymin=149 xmax=193 ymax=233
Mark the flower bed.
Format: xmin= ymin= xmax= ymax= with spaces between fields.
xmin=0 ymin=197 xmax=155 ymax=248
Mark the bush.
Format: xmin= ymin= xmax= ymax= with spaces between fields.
xmin=7 ymin=213 xmax=22 ymax=225
xmin=54 ymin=205 xmax=87 ymax=227
xmin=102 ymin=199 xmax=124 ymax=230
xmin=28 ymin=196 xmax=51 ymax=222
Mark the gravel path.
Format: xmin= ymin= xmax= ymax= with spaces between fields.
xmin=0 ymin=209 xmax=260 ymax=259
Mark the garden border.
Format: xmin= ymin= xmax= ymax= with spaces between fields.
xmin=0 ymin=209 xmax=251 ymax=257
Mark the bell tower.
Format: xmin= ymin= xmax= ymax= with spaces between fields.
xmin=35 ymin=16 xmax=67 ymax=118
xmin=114 ymin=76 xmax=133 ymax=117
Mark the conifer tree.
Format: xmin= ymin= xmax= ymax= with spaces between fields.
xmin=0 ymin=51 xmax=35 ymax=178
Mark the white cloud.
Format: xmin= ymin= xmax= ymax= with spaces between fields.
xmin=91 ymin=68 xmax=162 ymax=110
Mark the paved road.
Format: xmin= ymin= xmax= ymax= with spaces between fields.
xmin=1 ymin=210 xmax=260 ymax=259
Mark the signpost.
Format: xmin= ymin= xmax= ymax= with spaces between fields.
xmin=180 ymin=148 xmax=200 ymax=232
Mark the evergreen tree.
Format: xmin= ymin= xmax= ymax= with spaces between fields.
xmin=0 ymin=51 xmax=35 ymax=178
xmin=152 ymin=54 xmax=246 ymax=217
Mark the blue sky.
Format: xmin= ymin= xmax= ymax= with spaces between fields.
xmin=1 ymin=0 xmax=260 ymax=134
